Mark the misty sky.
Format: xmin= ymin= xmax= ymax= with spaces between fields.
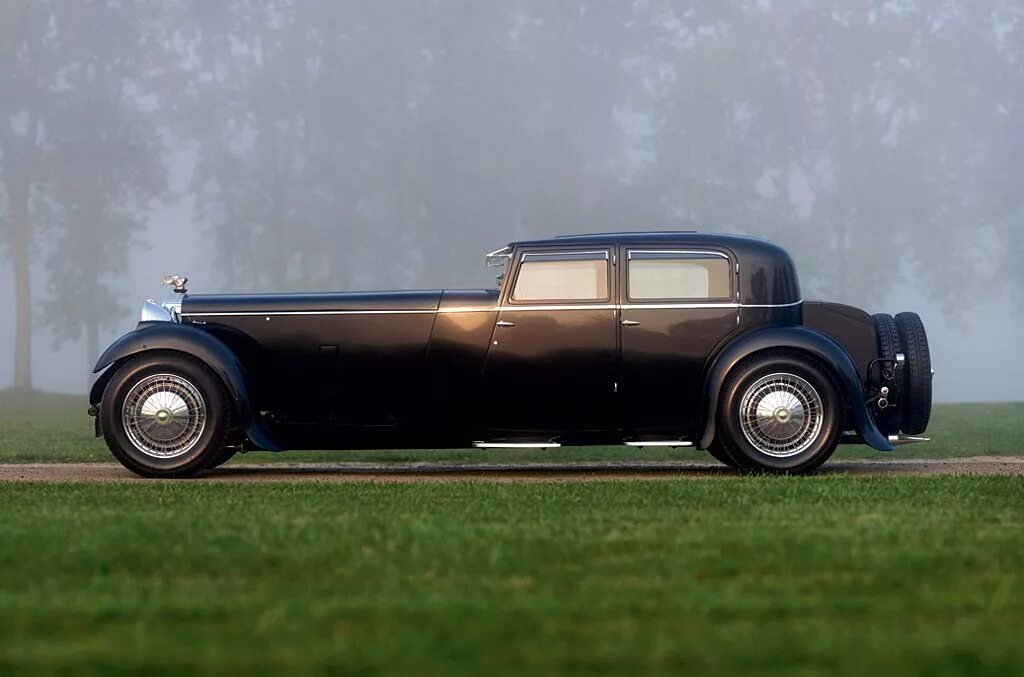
xmin=1 ymin=1 xmax=1022 ymax=402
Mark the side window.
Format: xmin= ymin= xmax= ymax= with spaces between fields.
xmin=627 ymin=251 xmax=731 ymax=301
xmin=511 ymin=251 xmax=610 ymax=302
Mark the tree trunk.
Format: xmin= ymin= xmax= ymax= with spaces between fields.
xmin=9 ymin=178 xmax=32 ymax=391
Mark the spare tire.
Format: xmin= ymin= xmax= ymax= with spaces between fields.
xmin=894 ymin=311 xmax=932 ymax=434
xmin=871 ymin=313 xmax=903 ymax=434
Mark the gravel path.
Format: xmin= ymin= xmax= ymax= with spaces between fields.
xmin=2 ymin=457 xmax=1023 ymax=483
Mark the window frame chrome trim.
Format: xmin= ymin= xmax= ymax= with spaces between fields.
xmin=506 ymin=248 xmax=613 ymax=306
xmin=626 ymin=249 xmax=729 ymax=260
xmin=624 ymin=248 xmax=735 ymax=305
xmin=521 ymin=250 xmax=609 ymax=261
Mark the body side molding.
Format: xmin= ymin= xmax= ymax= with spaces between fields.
xmin=91 ymin=322 xmax=282 ymax=451
xmin=698 ymin=326 xmax=893 ymax=452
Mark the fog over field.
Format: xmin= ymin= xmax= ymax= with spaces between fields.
xmin=1 ymin=1 xmax=1022 ymax=402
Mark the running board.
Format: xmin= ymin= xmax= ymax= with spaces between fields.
xmin=624 ymin=440 xmax=693 ymax=448
xmin=888 ymin=434 xmax=930 ymax=446
xmin=473 ymin=441 xmax=561 ymax=449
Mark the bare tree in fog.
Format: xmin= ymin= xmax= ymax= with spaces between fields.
xmin=632 ymin=1 xmax=1024 ymax=311
xmin=39 ymin=3 xmax=167 ymax=381
xmin=0 ymin=1 xmax=166 ymax=389
xmin=0 ymin=2 xmax=54 ymax=390
xmin=0 ymin=0 xmax=1022 ymax=390
xmin=181 ymin=1 xmax=646 ymax=292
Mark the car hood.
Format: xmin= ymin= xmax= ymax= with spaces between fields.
xmin=182 ymin=290 xmax=444 ymax=316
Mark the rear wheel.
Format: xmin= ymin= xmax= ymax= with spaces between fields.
xmin=894 ymin=311 xmax=932 ymax=434
xmin=716 ymin=351 xmax=843 ymax=474
xmin=100 ymin=352 xmax=231 ymax=478
xmin=203 ymin=446 xmax=238 ymax=470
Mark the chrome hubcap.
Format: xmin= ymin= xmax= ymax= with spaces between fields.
xmin=739 ymin=372 xmax=823 ymax=457
xmin=122 ymin=374 xmax=206 ymax=458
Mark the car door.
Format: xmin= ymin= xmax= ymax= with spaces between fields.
xmin=618 ymin=248 xmax=739 ymax=436
xmin=479 ymin=248 xmax=618 ymax=435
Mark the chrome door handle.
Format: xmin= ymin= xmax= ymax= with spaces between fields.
xmin=496 ymin=320 xmax=516 ymax=327
xmin=621 ymin=320 xmax=640 ymax=327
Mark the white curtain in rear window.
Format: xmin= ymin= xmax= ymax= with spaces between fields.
xmin=630 ymin=259 xmax=715 ymax=299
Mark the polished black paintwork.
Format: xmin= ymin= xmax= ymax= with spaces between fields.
xmin=482 ymin=254 xmax=619 ymax=436
xmin=93 ymin=232 xmax=894 ymax=451
xmin=801 ymin=302 xmax=877 ymax=382
xmin=185 ymin=289 xmax=443 ymax=315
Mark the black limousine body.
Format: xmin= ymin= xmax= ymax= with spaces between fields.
xmin=90 ymin=232 xmax=932 ymax=477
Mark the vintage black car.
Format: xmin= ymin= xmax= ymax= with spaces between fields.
xmin=90 ymin=231 xmax=932 ymax=477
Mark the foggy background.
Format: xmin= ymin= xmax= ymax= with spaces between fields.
xmin=1 ymin=1 xmax=1022 ymax=402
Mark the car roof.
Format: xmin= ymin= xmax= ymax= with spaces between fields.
xmin=508 ymin=230 xmax=779 ymax=251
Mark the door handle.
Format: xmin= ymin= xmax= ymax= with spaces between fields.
xmin=621 ymin=319 xmax=640 ymax=327
xmin=496 ymin=320 xmax=516 ymax=327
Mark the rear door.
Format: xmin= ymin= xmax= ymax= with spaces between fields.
xmin=479 ymin=248 xmax=618 ymax=435
xmin=617 ymin=248 xmax=738 ymax=436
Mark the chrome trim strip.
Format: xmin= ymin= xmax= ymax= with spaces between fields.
xmin=439 ymin=307 xmax=499 ymax=313
xmin=624 ymin=440 xmax=693 ymax=447
xmin=621 ymin=303 xmax=740 ymax=310
xmin=183 ymin=309 xmax=439 ymax=317
xmin=182 ymin=300 xmax=803 ymax=318
xmin=497 ymin=303 xmax=617 ymax=312
xmin=740 ymin=299 xmax=804 ymax=308
xmin=473 ymin=442 xmax=561 ymax=449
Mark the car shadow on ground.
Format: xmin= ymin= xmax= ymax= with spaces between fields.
xmin=199 ymin=461 xmax=736 ymax=481
xmin=4 ymin=458 xmax=1018 ymax=483
xmin=195 ymin=457 xmax=1024 ymax=481
xmin=193 ymin=461 xmax=891 ymax=481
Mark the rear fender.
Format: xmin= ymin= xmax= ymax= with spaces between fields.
xmin=699 ymin=326 xmax=893 ymax=452
xmin=92 ymin=322 xmax=282 ymax=451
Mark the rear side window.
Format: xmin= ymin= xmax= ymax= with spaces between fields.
xmin=511 ymin=251 xmax=609 ymax=302
xmin=627 ymin=251 xmax=731 ymax=301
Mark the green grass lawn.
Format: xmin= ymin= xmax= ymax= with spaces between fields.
xmin=0 ymin=389 xmax=1020 ymax=464
xmin=0 ymin=477 xmax=1021 ymax=675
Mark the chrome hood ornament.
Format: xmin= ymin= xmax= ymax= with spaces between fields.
xmin=163 ymin=275 xmax=188 ymax=294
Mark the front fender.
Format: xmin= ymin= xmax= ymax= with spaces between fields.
xmin=699 ymin=326 xmax=893 ymax=452
xmin=92 ymin=322 xmax=282 ymax=451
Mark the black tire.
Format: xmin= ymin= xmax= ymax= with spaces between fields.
xmin=99 ymin=351 xmax=231 ymax=478
xmin=871 ymin=313 xmax=903 ymax=435
xmin=716 ymin=350 xmax=843 ymax=474
xmin=706 ymin=441 xmax=742 ymax=470
xmin=894 ymin=311 xmax=932 ymax=435
xmin=203 ymin=446 xmax=238 ymax=470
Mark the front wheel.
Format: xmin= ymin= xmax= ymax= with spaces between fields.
xmin=715 ymin=351 xmax=843 ymax=474
xmin=706 ymin=441 xmax=742 ymax=470
xmin=99 ymin=352 xmax=231 ymax=478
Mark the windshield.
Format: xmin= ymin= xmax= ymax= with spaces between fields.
xmin=485 ymin=246 xmax=512 ymax=289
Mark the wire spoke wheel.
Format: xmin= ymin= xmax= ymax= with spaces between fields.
xmin=738 ymin=372 xmax=824 ymax=458
xmin=121 ymin=374 xmax=207 ymax=458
